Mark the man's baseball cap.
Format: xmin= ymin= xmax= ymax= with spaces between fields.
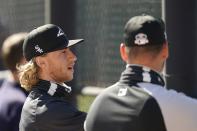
xmin=124 ymin=14 xmax=167 ymax=47
xmin=23 ymin=24 xmax=84 ymax=61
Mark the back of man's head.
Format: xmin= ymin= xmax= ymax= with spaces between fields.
xmin=124 ymin=14 xmax=167 ymax=47
xmin=123 ymin=14 xmax=167 ymax=57
xmin=2 ymin=33 xmax=27 ymax=72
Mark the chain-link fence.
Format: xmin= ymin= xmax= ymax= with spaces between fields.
xmin=0 ymin=0 xmax=45 ymax=70
xmin=74 ymin=0 xmax=162 ymax=89
xmin=0 ymin=0 xmax=44 ymax=33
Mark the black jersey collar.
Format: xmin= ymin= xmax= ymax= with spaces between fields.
xmin=34 ymin=79 xmax=72 ymax=97
xmin=119 ymin=64 xmax=165 ymax=87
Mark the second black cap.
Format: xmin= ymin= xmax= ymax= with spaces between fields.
xmin=124 ymin=14 xmax=167 ymax=47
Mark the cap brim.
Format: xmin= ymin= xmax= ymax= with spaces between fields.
xmin=68 ymin=39 xmax=84 ymax=47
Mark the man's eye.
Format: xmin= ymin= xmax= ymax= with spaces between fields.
xmin=62 ymin=51 xmax=66 ymax=54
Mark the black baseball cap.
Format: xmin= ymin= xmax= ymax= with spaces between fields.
xmin=23 ymin=24 xmax=84 ymax=61
xmin=124 ymin=14 xmax=167 ymax=47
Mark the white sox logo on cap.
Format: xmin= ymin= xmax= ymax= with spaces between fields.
xmin=35 ymin=45 xmax=43 ymax=53
xmin=57 ymin=28 xmax=64 ymax=37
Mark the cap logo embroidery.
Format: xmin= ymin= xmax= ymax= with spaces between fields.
xmin=35 ymin=45 xmax=43 ymax=53
xmin=134 ymin=33 xmax=149 ymax=45
xmin=57 ymin=28 xmax=64 ymax=37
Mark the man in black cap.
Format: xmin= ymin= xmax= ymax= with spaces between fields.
xmin=18 ymin=24 xmax=86 ymax=131
xmin=85 ymin=14 xmax=197 ymax=131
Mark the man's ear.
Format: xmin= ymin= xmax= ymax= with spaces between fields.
xmin=161 ymin=42 xmax=169 ymax=59
xmin=120 ymin=43 xmax=128 ymax=62
xmin=35 ymin=57 xmax=45 ymax=68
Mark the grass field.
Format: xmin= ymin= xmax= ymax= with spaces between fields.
xmin=77 ymin=95 xmax=96 ymax=112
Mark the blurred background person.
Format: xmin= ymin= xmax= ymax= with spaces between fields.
xmin=0 ymin=32 xmax=28 ymax=131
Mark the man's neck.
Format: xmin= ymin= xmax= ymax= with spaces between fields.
xmin=127 ymin=59 xmax=163 ymax=73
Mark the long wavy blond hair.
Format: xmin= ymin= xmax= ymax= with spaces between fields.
xmin=17 ymin=59 xmax=39 ymax=91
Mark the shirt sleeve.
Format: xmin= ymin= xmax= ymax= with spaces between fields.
xmin=12 ymin=102 xmax=24 ymax=131
xmin=138 ymin=82 xmax=197 ymax=131
xmin=139 ymin=97 xmax=166 ymax=131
